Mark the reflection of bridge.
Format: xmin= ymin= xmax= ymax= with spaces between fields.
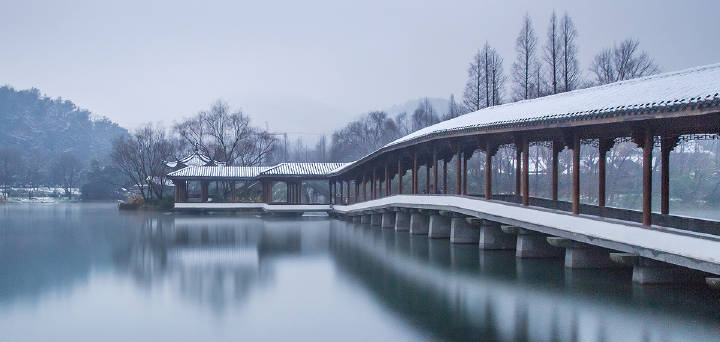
xmin=331 ymin=222 xmax=720 ymax=342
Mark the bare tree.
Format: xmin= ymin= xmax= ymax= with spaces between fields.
xmin=53 ymin=153 xmax=81 ymax=198
xmin=463 ymin=42 xmax=504 ymax=111
xmin=590 ymin=39 xmax=660 ymax=85
xmin=443 ymin=94 xmax=466 ymax=120
xmin=411 ymin=98 xmax=439 ymax=130
xmin=512 ymin=14 xmax=538 ymax=101
xmin=544 ymin=11 xmax=560 ymax=94
xmin=111 ymin=124 xmax=175 ymax=200
xmin=174 ymin=100 xmax=276 ymax=166
xmin=560 ymin=12 xmax=581 ymax=91
xmin=0 ymin=148 xmax=22 ymax=196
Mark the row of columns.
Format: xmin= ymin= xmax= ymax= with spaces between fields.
xmin=343 ymin=209 xmax=705 ymax=284
xmin=334 ymin=129 xmax=677 ymax=226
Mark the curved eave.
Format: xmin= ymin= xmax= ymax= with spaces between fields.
xmin=329 ymin=99 xmax=720 ymax=178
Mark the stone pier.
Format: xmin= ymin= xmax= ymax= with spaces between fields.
xmin=547 ymin=237 xmax=618 ymax=268
xmin=428 ymin=213 xmax=451 ymax=239
xmin=610 ymin=253 xmax=705 ymax=284
xmin=394 ymin=211 xmax=410 ymax=232
xmin=409 ymin=212 xmax=429 ymax=235
xmin=381 ymin=211 xmax=396 ymax=229
xmin=502 ymin=226 xmax=562 ymax=258
xmin=450 ymin=215 xmax=479 ymax=244
xmin=477 ymin=220 xmax=515 ymax=250
xmin=370 ymin=212 xmax=382 ymax=226
xmin=360 ymin=214 xmax=370 ymax=224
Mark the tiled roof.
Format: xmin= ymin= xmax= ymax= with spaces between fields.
xmin=259 ymin=163 xmax=351 ymax=176
xmin=168 ymin=166 xmax=271 ymax=179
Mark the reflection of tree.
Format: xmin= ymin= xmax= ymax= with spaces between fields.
xmin=112 ymin=215 xmax=318 ymax=313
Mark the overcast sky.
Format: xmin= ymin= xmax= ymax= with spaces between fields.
xmin=2 ymin=0 xmax=719 ymax=139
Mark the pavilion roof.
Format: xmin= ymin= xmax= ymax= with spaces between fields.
xmin=168 ymin=165 xmax=271 ymax=179
xmin=259 ymin=162 xmax=351 ymax=177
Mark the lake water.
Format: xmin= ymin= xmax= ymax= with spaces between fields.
xmin=1 ymin=203 xmax=719 ymax=342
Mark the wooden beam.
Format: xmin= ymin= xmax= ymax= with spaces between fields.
xmin=522 ymin=138 xmax=529 ymax=206
xmin=572 ymin=135 xmax=580 ymax=214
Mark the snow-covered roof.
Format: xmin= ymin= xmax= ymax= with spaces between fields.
xmin=168 ymin=166 xmax=271 ymax=179
xmin=259 ymin=163 xmax=351 ymax=177
xmin=166 ymin=150 xmax=225 ymax=168
xmin=386 ymin=63 xmax=720 ymax=148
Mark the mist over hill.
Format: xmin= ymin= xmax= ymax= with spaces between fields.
xmin=382 ymin=97 xmax=450 ymax=117
xmin=0 ymin=86 xmax=128 ymax=169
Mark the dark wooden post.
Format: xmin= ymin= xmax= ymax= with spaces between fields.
xmin=412 ymin=152 xmax=418 ymax=194
xmin=462 ymin=153 xmax=468 ymax=195
xmin=442 ymin=159 xmax=448 ymax=194
xmin=598 ymin=138 xmax=613 ymax=208
xmin=329 ymin=180 xmax=334 ymax=204
xmin=456 ymin=150 xmax=462 ymax=195
xmin=515 ymin=143 xmax=521 ymax=196
xmin=642 ymin=128 xmax=653 ymax=226
xmin=485 ymin=141 xmax=493 ymax=200
xmin=362 ymin=174 xmax=366 ymax=201
xmin=372 ymin=168 xmax=376 ymax=199
xmin=522 ymin=138 xmax=529 ymax=206
xmin=433 ymin=150 xmax=439 ymax=194
xmin=231 ymin=181 xmax=236 ymax=202
xmin=398 ymin=158 xmax=403 ymax=194
xmin=355 ymin=180 xmax=359 ymax=203
xmin=660 ymin=136 xmax=677 ymax=215
xmin=425 ymin=164 xmax=430 ymax=194
xmin=384 ymin=162 xmax=390 ymax=196
xmin=339 ymin=179 xmax=344 ymax=205
xmin=571 ymin=135 xmax=580 ymax=215
xmin=552 ymin=141 xmax=560 ymax=201
xmin=201 ymin=181 xmax=209 ymax=202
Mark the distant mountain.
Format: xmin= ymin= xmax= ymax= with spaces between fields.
xmin=0 ymin=86 xmax=128 ymax=168
xmin=382 ymin=97 xmax=450 ymax=117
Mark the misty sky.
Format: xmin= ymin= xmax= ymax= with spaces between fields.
xmin=2 ymin=0 xmax=719 ymax=140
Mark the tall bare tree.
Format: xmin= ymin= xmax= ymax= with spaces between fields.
xmin=53 ymin=153 xmax=81 ymax=198
xmin=544 ymin=11 xmax=560 ymax=94
xmin=512 ymin=14 xmax=538 ymax=101
xmin=411 ymin=98 xmax=439 ymax=131
xmin=174 ymin=100 xmax=275 ymax=166
xmin=111 ymin=125 xmax=175 ymax=200
xmin=560 ymin=12 xmax=580 ymax=91
xmin=590 ymin=39 xmax=660 ymax=85
xmin=443 ymin=94 xmax=466 ymax=120
xmin=463 ymin=42 xmax=504 ymax=111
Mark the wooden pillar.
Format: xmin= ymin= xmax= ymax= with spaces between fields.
xmin=571 ymin=135 xmax=580 ymax=215
xmin=598 ymin=138 xmax=612 ymax=208
xmin=339 ymin=179 xmax=344 ymax=205
xmin=442 ymin=159 xmax=448 ymax=194
xmin=201 ymin=181 xmax=209 ymax=202
xmin=385 ymin=162 xmax=390 ymax=196
xmin=515 ymin=144 xmax=521 ymax=196
xmin=433 ymin=150 xmax=439 ymax=194
xmin=485 ymin=141 xmax=493 ymax=200
xmin=642 ymin=128 xmax=653 ymax=226
xmin=398 ymin=158 xmax=403 ymax=194
xmin=231 ymin=181 xmax=236 ymax=202
xmin=412 ymin=152 xmax=418 ymax=194
xmin=522 ymin=138 xmax=529 ymax=206
xmin=462 ymin=153 xmax=468 ymax=195
xmin=174 ymin=181 xmax=180 ymax=201
xmin=552 ymin=141 xmax=560 ymax=201
xmin=660 ymin=136 xmax=676 ymax=215
xmin=354 ymin=180 xmax=359 ymax=203
xmin=455 ymin=151 xmax=462 ymax=195
xmin=372 ymin=168 xmax=376 ymax=199
xmin=362 ymin=174 xmax=367 ymax=201
xmin=425 ymin=164 xmax=430 ymax=194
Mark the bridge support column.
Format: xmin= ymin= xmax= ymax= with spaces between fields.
xmin=409 ymin=212 xmax=429 ymax=235
xmin=395 ymin=211 xmax=410 ymax=232
xmin=502 ymin=226 xmax=562 ymax=258
xmin=360 ymin=214 xmax=370 ymax=224
xmin=370 ymin=213 xmax=382 ymax=226
xmin=381 ymin=211 xmax=395 ymax=228
xmin=450 ymin=216 xmax=479 ymax=244
xmin=352 ymin=215 xmax=361 ymax=224
xmin=547 ymin=237 xmax=618 ymax=268
xmin=610 ymin=253 xmax=704 ymax=284
xmin=478 ymin=221 xmax=516 ymax=250
xmin=428 ymin=214 xmax=451 ymax=239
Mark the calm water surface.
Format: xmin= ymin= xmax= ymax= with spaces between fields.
xmin=1 ymin=203 xmax=719 ymax=342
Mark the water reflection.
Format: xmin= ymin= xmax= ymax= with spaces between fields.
xmin=331 ymin=221 xmax=720 ymax=342
xmin=1 ymin=204 xmax=720 ymax=342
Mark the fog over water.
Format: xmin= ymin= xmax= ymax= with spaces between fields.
xmin=1 ymin=203 xmax=719 ymax=341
